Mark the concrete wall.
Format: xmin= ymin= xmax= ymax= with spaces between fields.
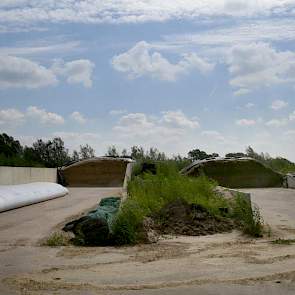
xmin=287 ymin=174 xmax=295 ymax=189
xmin=0 ymin=166 xmax=57 ymax=185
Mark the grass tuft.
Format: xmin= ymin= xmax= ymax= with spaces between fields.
xmin=232 ymin=194 xmax=263 ymax=237
xmin=43 ymin=232 xmax=70 ymax=246
xmin=271 ymin=238 xmax=295 ymax=245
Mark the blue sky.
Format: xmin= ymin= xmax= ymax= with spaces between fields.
xmin=0 ymin=1 xmax=295 ymax=160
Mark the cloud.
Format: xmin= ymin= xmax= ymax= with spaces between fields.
xmin=161 ymin=110 xmax=199 ymax=128
xmin=201 ymin=130 xmax=226 ymax=142
xmin=236 ymin=119 xmax=256 ymax=126
xmin=227 ymin=42 xmax=295 ymax=95
xmin=289 ymin=111 xmax=295 ymax=121
xmin=0 ymin=108 xmax=25 ymax=125
xmin=0 ymin=55 xmax=57 ymax=89
xmin=0 ymin=55 xmax=95 ymax=89
xmin=109 ymin=109 xmax=127 ymax=116
xmin=164 ymin=18 xmax=295 ymax=49
xmin=234 ymin=88 xmax=251 ymax=96
xmin=284 ymin=130 xmax=295 ymax=139
xmin=265 ymin=118 xmax=288 ymax=127
xmin=245 ymin=102 xmax=255 ymax=108
xmin=0 ymin=106 xmax=65 ymax=126
xmin=113 ymin=110 xmax=198 ymax=144
xmin=270 ymin=99 xmax=288 ymax=110
xmin=1 ymin=1 xmax=295 ymax=28
xmin=112 ymin=41 xmax=214 ymax=81
xmin=26 ymin=106 xmax=65 ymax=125
xmin=70 ymin=111 xmax=86 ymax=124
xmin=52 ymin=59 xmax=95 ymax=88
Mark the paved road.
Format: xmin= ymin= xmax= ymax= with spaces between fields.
xmin=240 ymin=188 xmax=295 ymax=237
xmin=0 ymin=187 xmax=122 ymax=246
xmin=0 ymin=188 xmax=295 ymax=295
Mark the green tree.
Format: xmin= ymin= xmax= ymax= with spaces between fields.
xmin=0 ymin=133 xmax=22 ymax=157
xmin=188 ymin=149 xmax=219 ymax=161
xmin=130 ymin=146 xmax=145 ymax=160
xmin=72 ymin=150 xmax=80 ymax=161
xmin=105 ymin=145 xmax=119 ymax=157
xmin=32 ymin=137 xmax=70 ymax=167
xmin=79 ymin=144 xmax=95 ymax=159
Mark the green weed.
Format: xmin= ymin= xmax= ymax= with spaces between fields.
xmin=271 ymin=238 xmax=295 ymax=245
xmin=43 ymin=232 xmax=70 ymax=246
xmin=232 ymin=194 xmax=263 ymax=237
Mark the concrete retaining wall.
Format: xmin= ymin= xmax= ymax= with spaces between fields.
xmin=0 ymin=166 xmax=57 ymax=185
xmin=287 ymin=174 xmax=295 ymax=189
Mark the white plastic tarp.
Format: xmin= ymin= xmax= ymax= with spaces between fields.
xmin=0 ymin=182 xmax=68 ymax=212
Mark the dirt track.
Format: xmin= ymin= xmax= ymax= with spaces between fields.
xmin=1 ymin=188 xmax=295 ymax=294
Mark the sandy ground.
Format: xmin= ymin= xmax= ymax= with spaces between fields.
xmin=0 ymin=187 xmax=295 ymax=295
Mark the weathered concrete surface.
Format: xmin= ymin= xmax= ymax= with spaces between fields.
xmin=0 ymin=166 xmax=57 ymax=185
xmin=0 ymin=187 xmax=122 ymax=246
xmin=1 ymin=188 xmax=295 ymax=295
xmin=286 ymin=174 xmax=295 ymax=189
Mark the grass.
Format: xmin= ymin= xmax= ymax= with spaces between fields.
xmin=271 ymin=238 xmax=295 ymax=245
xmin=43 ymin=232 xmax=70 ymax=246
xmin=232 ymin=194 xmax=263 ymax=237
xmin=111 ymin=161 xmax=264 ymax=245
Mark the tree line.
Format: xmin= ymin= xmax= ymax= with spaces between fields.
xmin=0 ymin=133 xmax=294 ymax=173
xmin=0 ymin=133 xmax=94 ymax=168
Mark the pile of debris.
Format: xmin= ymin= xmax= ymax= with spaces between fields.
xmin=152 ymin=198 xmax=235 ymax=236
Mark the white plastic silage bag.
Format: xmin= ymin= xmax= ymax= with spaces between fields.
xmin=0 ymin=182 xmax=68 ymax=212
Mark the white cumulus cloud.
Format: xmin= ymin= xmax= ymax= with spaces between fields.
xmin=265 ymin=118 xmax=288 ymax=127
xmin=0 ymin=108 xmax=25 ymax=125
xmin=112 ymin=41 xmax=214 ymax=81
xmin=0 ymin=55 xmax=57 ymax=89
xmin=52 ymin=59 xmax=95 ymax=88
xmin=0 ymin=55 xmax=95 ymax=89
xmin=289 ymin=111 xmax=295 ymax=121
xmin=26 ymin=106 xmax=65 ymax=125
xmin=70 ymin=111 xmax=86 ymax=124
xmin=161 ymin=110 xmax=199 ymax=129
xmin=270 ymin=99 xmax=288 ymax=110
xmin=227 ymin=42 xmax=295 ymax=95
xmin=236 ymin=119 xmax=256 ymax=126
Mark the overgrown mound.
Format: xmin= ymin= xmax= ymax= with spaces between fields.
xmin=60 ymin=162 xmax=263 ymax=246
xmin=153 ymin=198 xmax=234 ymax=236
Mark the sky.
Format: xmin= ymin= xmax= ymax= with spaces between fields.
xmin=0 ymin=0 xmax=295 ymax=160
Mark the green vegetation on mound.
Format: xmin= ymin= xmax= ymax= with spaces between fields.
xmin=111 ymin=162 xmax=263 ymax=245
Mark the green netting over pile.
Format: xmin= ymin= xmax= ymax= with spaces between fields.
xmin=63 ymin=196 xmax=121 ymax=245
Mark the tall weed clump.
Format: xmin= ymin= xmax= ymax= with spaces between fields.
xmin=232 ymin=194 xmax=263 ymax=237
